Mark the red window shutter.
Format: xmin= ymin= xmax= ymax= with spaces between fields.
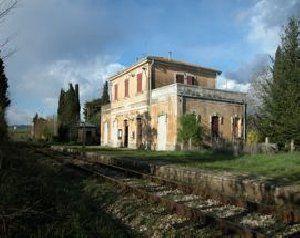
xmin=176 ymin=74 xmax=184 ymax=84
xmin=114 ymin=84 xmax=118 ymax=100
xmin=187 ymin=76 xmax=194 ymax=85
xmin=137 ymin=73 xmax=142 ymax=93
xmin=125 ymin=80 xmax=129 ymax=97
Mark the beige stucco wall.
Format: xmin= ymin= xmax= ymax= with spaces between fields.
xmin=101 ymin=62 xmax=152 ymax=148
xmin=150 ymin=85 xmax=178 ymax=150
xmin=101 ymin=60 xmax=245 ymax=150
xmin=178 ymin=97 xmax=245 ymax=141
xmin=110 ymin=62 xmax=150 ymax=109
xmin=154 ymin=64 xmax=216 ymax=89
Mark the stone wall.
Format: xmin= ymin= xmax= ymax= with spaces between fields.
xmin=155 ymin=165 xmax=300 ymax=207
xmin=51 ymin=146 xmax=300 ymax=211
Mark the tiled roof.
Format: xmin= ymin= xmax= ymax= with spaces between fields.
xmin=109 ymin=55 xmax=222 ymax=80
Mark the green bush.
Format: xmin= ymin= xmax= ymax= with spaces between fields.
xmin=178 ymin=114 xmax=203 ymax=149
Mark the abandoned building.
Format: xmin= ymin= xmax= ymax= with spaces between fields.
xmin=101 ymin=56 xmax=246 ymax=150
xmin=32 ymin=114 xmax=57 ymax=140
xmin=76 ymin=122 xmax=99 ymax=145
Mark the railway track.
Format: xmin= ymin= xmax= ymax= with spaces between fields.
xmin=35 ymin=148 xmax=300 ymax=238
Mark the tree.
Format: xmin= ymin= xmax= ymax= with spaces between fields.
xmin=83 ymin=98 xmax=102 ymax=123
xmin=57 ymin=84 xmax=81 ymax=141
xmin=83 ymin=81 xmax=110 ymax=124
xmin=101 ymin=80 xmax=110 ymax=104
xmin=0 ymin=57 xmax=10 ymax=139
xmin=0 ymin=1 xmax=18 ymax=58
xmin=177 ymin=114 xmax=203 ymax=150
xmin=0 ymin=1 xmax=18 ymax=141
xmin=260 ymin=17 xmax=300 ymax=147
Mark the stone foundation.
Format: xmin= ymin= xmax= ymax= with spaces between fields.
xmin=51 ymin=147 xmax=300 ymax=209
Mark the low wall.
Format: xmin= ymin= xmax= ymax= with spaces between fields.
xmin=51 ymin=146 xmax=300 ymax=208
xmin=155 ymin=166 xmax=300 ymax=207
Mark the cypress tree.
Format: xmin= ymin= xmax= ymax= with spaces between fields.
xmin=0 ymin=57 xmax=10 ymax=139
xmin=57 ymin=84 xmax=80 ymax=141
xmin=102 ymin=80 xmax=110 ymax=104
xmin=261 ymin=17 xmax=300 ymax=147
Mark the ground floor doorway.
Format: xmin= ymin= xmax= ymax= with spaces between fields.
xmin=211 ymin=116 xmax=219 ymax=138
xmin=157 ymin=115 xmax=167 ymax=150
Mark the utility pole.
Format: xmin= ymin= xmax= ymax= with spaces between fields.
xmin=81 ymin=121 xmax=86 ymax=158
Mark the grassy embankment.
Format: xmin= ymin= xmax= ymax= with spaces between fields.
xmin=0 ymin=142 xmax=134 ymax=237
xmin=67 ymin=146 xmax=300 ymax=184
xmin=1 ymin=142 xmax=222 ymax=237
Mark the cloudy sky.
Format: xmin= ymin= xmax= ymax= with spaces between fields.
xmin=2 ymin=0 xmax=299 ymax=125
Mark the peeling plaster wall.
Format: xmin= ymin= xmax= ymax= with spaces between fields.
xmin=154 ymin=63 xmax=216 ymax=89
xmin=151 ymin=85 xmax=178 ymax=150
xmin=101 ymin=60 xmax=246 ymax=150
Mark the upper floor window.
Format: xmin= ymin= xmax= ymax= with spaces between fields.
xmin=186 ymin=75 xmax=195 ymax=85
xmin=114 ymin=84 xmax=118 ymax=101
xmin=137 ymin=73 xmax=142 ymax=93
xmin=176 ymin=74 xmax=184 ymax=84
xmin=124 ymin=79 xmax=129 ymax=98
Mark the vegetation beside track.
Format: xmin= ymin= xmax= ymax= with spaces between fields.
xmin=63 ymin=146 xmax=300 ymax=184
xmin=0 ymin=142 xmax=223 ymax=237
xmin=0 ymin=142 xmax=134 ymax=237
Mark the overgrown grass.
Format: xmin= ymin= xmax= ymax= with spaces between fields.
xmin=0 ymin=142 xmax=134 ymax=237
xmin=183 ymin=152 xmax=300 ymax=184
xmin=65 ymin=146 xmax=300 ymax=184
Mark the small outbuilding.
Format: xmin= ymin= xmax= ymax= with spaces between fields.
xmin=76 ymin=122 xmax=99 ymax=145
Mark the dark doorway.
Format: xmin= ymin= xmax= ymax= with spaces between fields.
xmin=211 ymin=116 xmax=219 ymax=138
xmin=86 ymin=130 xmax=92 ymax=145
xmin=124 ymin=120 xmax=128 ymax=148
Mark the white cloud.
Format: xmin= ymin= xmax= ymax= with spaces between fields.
xmin=216 ymin=75 xmax=250 ymax=92
xmin=6 ymin=55 xmax=124 ymax=124
xmin=25 ymin=56 xmax=123 ymax=103
xmin=6 ymin=106 xmax=32 ymax=126
xmin=244 ymin=0 xmax=300 ymax=54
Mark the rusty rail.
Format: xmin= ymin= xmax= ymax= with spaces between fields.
xmin=87 ymin=159 xmax=300 ymax=224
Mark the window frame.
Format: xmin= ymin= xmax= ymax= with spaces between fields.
xmin=124 ymin=79 xmax=129 ymax=98
xmin=136 ymin=73 xmax=143 ymax=94
xmin=114 ymin=84 xmax=118 ymax=101
xmin=175 ymin=73 xmax=184 ymax=84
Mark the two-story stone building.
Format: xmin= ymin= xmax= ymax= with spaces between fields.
xmin=101 ymin=56 xmax=246 ymax=150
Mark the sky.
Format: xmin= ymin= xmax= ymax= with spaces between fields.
xmin=2 ymin=0 xmax=299 ymax=125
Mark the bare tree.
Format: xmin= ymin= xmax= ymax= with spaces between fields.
xmin=0 ymin=0 xmax=18 ymax=20
xmin=246 ymin=63 xmax=272 ymax=115
xmin=0 ymin=0 xmax=18 ymax=58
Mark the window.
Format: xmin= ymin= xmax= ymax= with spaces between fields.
xmin=176 ymin=74 xmax=184 ymax=84
xmin=137 ymin=73 xmax=142 ymax=93
xmin=186 ymin=75 xmax=195 ymax=85
xmin=114 ymin=84 xmax=118 ymax=101
xmin=124 ymin=79 xmax=129 ymax=97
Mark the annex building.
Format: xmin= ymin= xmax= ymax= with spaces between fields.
xmin=101 ymin=56 xmax=246 ymax=150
